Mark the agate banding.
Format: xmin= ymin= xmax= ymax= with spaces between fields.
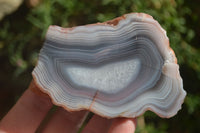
xmin=32 ymin=13 xmax=186 ymax=118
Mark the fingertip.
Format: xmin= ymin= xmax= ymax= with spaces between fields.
xmin=108 ymin=117 xmax=137 ymax=133
xmin=0 ymin=81 xmax=53 ymax=133
xmin=82 ymin=114 xmax=113 ymax=133
xmin=41 ymin=108 xmax=88 ymax=133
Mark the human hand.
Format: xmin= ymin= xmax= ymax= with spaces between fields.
xmin=0 ymin=81 xmax=136 ymax=133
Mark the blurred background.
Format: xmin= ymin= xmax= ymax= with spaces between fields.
xmin=0 ymin=0 xmax=199 ymax=132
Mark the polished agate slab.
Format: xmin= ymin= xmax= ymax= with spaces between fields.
xmin=32 ymin=13 xmax=186 ymax=118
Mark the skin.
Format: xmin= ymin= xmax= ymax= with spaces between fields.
xmin=0 ymin=82 xmax=136 ymax=133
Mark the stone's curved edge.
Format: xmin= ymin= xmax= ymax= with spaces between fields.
xmin=46 ymin=13 xmax=150 ymax=32
xmin=162 ymin=63 xmax=180 ymax=78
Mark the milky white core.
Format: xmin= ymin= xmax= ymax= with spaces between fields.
xmin=66 ymin=59 xmax=141 ymax=93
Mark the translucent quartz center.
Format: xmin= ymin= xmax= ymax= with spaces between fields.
xmin=66 ymin=58 xmax=141 ymax=93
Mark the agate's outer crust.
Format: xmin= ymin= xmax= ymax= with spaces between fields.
xmin=32 ymin=13 xmax=186 ymax=118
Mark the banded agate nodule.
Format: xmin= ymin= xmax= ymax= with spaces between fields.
xmin=32 ymin=13 xmax=186 ymax=118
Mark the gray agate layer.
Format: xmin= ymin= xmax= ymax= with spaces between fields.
xmin=32 ymin=13 xmax=186 ymax=118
